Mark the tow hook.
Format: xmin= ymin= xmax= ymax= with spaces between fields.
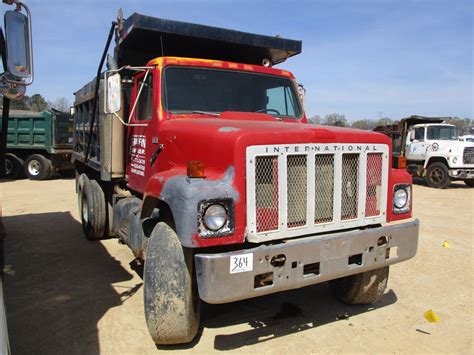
xmin=271 ymin=254 xmax=287 ymax=267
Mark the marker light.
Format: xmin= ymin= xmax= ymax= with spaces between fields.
xmin=187 ymin=160 xmax=205 ymax=178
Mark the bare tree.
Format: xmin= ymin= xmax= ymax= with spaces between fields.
xmin=308 ymin=115 xmax=321 ymax=124
xmin=51 ymin=97 xmax=71 ymax=112
xmin=322 ymin=113 xmax=348 ymax=127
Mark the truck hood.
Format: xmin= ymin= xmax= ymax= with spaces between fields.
xmin=158 ymin=116 xmax=392 ymax=176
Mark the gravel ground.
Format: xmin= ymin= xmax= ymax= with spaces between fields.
xmin=1 ymin=177 xmax=473 ymax=354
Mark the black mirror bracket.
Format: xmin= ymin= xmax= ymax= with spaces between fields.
xmin=0 ymin=72 xmax=26 ymax=99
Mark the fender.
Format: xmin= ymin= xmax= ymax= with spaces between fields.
xmin=423 ymin=155 xmax=448 ymax=169
xmin=142 ymin=167 xmax=242 ymax=248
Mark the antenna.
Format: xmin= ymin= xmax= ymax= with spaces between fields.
xmin=160 ymin=36 xmax=165 ymax=57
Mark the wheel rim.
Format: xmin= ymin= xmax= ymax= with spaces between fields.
xmin=28 ymin=160 xmax=41 ymax=176
xmin=5 ymin=159 xmax=12 ymax=175
xmin=429 ymin=167 xmax=445 ymax=184
xmin=82 ymin=195 xmax=89 ymax=224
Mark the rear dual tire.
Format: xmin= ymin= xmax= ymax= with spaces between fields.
xmin=77 ymin=173 xmax=107 ymax=240
xmin=4 ymin=153 xmax=24 ymax=179
xmin=24 ymin=154 xmax=53 ymax=180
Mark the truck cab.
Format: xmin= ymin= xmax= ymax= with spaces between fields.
xmin=72 ymin=12 xmax=419 ymax=345
xmin=405 ymin=122 xmax=474 ymax=188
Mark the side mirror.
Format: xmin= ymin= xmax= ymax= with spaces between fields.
xmin=4 ymin=9 xmax=33 ymax=80
xmin=297 ymin=83 xmax=306 ymax=103
xmin=409 ymin=130 xmax=415 ymax=141
xmin=104 ymin=72 xmax=122 ymax=114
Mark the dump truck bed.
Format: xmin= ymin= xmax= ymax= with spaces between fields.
xmin=3 ymin=110 xmax=73 ymax=153
xmin=116 ymin=12 xmax=302 ymax=67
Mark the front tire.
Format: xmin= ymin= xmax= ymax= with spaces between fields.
xmin=331 ymin=267 xmax=389 ymax=304
xmin=424 ymin=162 xmax=451 ymax=189
xmin=77 ymin=174 xmax=107 ymax=240
xmin=24 ymin=154 xmax=52 ymax=180
xmin=144 ymin=222 xmax=200 ymax=345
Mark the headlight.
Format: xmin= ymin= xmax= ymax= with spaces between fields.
xmin=452 ymin=157 xmax=458 ymax=164
xmin=203 ymin=204 xmax=227 ymax=231
xmin=394 ymin=188 xmax=408 ymax=208
xmin=393 ymin=184 xmax=411 ymax=214
xmin=198 ymin=198 xmax=235 ymax=237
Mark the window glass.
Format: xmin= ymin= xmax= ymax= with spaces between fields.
xmin=136 ymin=74 xmax=153 ymax=121
xmin=163 ymin=67 xmax=301 ymax=118
xmin=414 ymin=127 xmax=424 ymax=141
xmin=427 ymin=126 xmax=457 ymax=140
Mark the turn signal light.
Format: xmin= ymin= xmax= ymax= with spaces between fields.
xmin=394 ymin=156 xmax=407 ymax=169
xmin=187 ymin=160 xmax=205 ymax=178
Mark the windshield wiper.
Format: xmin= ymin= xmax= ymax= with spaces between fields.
xmin=170 ymin=110 xmax=220 ymax=117
xmin=191 ymin=110 xmax=220 ymax=117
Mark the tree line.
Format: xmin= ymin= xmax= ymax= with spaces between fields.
xmin=309 ymin=113 xmax=473 ymax=134
xmin=1 ymin=94 xmax=71 ymax=112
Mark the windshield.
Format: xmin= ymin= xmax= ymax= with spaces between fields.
xmin=426 ymin=125 xmax=457 ymax=140
xmin=163 ymin=67 xmax=302 ymax=118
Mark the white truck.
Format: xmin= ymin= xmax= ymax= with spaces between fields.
xmin=375 ymin=116 xmax=474 ymax=188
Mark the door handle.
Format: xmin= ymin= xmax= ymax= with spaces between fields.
xmin=150 ymin=144 xmax=164 ymax=166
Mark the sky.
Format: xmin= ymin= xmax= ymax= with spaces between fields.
xmin=2 ymin=0 xmax=472 ymax=121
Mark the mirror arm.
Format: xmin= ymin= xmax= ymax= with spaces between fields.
xmin=127 ymin=69 xmax=150 ymax=122
xmin=112 ymin=112 xmax=148 ymax=127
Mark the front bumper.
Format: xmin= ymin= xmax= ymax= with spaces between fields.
xmin=195 ymin=219 xmax=419 ymax=304
xmin=449 ymin=168 xmax=474 ymax=179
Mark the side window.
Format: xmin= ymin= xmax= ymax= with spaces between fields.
xmin=266 ymin=87 xmax=285 ymax=114
xmin=414 ymin=127 xmax=424 ymax=141
xmin=284 ymin=87 xmax=297 ymax=116
xmin=266 ymin=86 xmax=298 ymax=116
xmin=136 ymin=74 xmax=153 ymax=121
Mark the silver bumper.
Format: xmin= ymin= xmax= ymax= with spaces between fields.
xmin=449 ymin=169 xmax=474 ymax=179
xmin=194 ymin=219 xmax=419 ymax=304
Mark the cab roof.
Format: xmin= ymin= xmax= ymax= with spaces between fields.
xmin=401 ymin=115 xmax=448 ymax=127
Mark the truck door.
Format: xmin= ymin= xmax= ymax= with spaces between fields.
xmin=405 ymin=126 xmax=426 ymax=161
xmin=126 ymin=71 xmax=157 ymax=193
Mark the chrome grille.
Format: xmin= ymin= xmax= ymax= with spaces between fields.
xmin=287 ymin=155 xmax=307 ymax=228
xmin=341 ymin=154 xmax=359 ymax=220
xmin=315 ymin=154 xmax=334 ymax=223
xmin=463 ymin=147 xmax=474 ymax=164
xmin=255 ymin=156 xmax=279 ymax=233
xmin=365 ymin=153 xmax=383 ymax=217
xmin=247 ymin=144 xmax=389 ymax=242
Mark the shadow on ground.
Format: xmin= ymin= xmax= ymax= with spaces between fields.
xmin=4 ymin=210 xmax=399 ymax=353
xmin=3 ymin=212 xmax=139 ymax=355
xmin=160 ymin=274 xmax=398 ymax=351
xmin=413 ymin=177 xmax=470 ymax=189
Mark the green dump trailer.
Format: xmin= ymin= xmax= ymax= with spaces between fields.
xmin=2 ymin=109 xmax=74 ymax=180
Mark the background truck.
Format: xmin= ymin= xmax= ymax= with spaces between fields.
xmin=73 ymin=11 xmax=419 ymax=345
xmin=374 ymin=115 xmax=474 ymax=188
xmin=2 ymin=109 xmax=74 ymax=180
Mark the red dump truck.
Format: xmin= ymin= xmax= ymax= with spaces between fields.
xmin=72 ymin=11 xmax=419 ymax=344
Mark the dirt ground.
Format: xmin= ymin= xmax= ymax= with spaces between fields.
xmin=1 ymin=177 xmax=473 ymax=354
